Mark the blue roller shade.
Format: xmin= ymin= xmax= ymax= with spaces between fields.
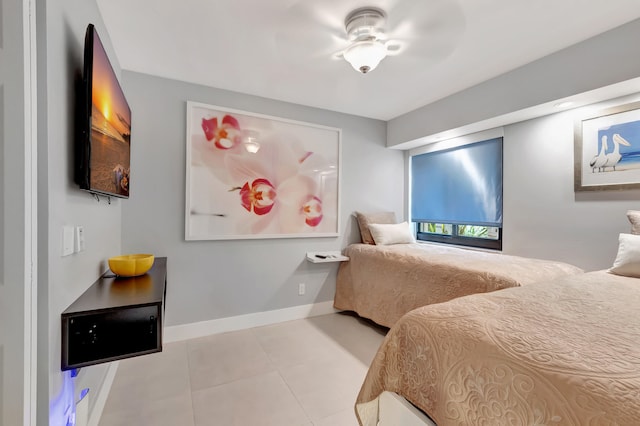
xmin=411 ymin=137 xmax=503 ymax=227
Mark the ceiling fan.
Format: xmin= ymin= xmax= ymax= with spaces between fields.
xmin=341 ymin=7 xmax=397 ymax=74
xmin=274 ymin=1 xmax=465 ymax=75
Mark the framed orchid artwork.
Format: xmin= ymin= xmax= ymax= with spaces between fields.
xmin=185 ymin=102 xmax=341 ymax=240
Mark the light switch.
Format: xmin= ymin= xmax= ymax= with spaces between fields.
xmin=75 ymin=226 xmax=85 ymax=252
xmin=62 ymin=226 xmax=74 ymax=256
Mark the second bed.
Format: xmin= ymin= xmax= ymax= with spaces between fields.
xmin=334 ymin=242 xmax=583 ymax=328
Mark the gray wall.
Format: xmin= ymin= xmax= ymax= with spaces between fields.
xmin=388 ymin=18 xmax=640 ymax=147
xmin=1 ymin=0 xmax=28 ymax=423
xmin=37 ymin=1 xmax=123 ymax=423
xmin=390 ymin=17 xmax=640 ymax=271
xmin=120 ymin=71 xmax=405 ymax=327
xmin=502 ymin=95 xmax=640 ymax=270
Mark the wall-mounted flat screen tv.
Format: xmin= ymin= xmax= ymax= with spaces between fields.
xmin=76 ymin=23 xmax=131 ymax=198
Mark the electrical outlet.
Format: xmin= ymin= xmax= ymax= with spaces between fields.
xmin=298 ymin=283 xmax=306 ymax=296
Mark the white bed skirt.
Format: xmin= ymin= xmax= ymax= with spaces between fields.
xmin=357 ymin=391 xmax=436 ymax=426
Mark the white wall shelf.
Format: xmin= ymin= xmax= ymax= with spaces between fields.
xmin=306 ymin=251 xmax=349 ymax=263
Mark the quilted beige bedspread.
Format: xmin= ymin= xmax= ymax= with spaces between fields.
xmin=356 ymin=270 xmax=640 ymax=426
xmin=334 ymin=243 xmax=583 ymax=328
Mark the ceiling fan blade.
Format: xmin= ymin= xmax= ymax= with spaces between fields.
xmin=387 ymin=0 xmax=466 ymax=39
xmin=383 ymin=0 xmax=465 ymax=61
xmin=272 ymin=29 xmax=350 ymax=62
xmin=280 ymin=1 xmax=345 ymax=34
xmin=271 ymin=1 xmax=353 ymax=61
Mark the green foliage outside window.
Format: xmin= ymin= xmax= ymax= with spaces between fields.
xmin=419 ymin=223 xmax=499 ymax=240
xmin=458 ymin=225 xmax=488 ymax=238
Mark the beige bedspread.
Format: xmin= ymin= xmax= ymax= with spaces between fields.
xmin=356 ymin=270 xmax=640 ymax=425
xmin=334 ymin=243 xmax=583 ymax=328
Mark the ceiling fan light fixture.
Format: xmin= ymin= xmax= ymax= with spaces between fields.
xmin=343 ymin=39 xmax=387 ymax=74
xmin=342 ymin=7 xmax=388 ymax=74
xmin=345 ymin=7 xmax=386 ymax=40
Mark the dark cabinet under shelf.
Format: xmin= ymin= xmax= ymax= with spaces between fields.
xmin=61 ymin=257 xmax=167 ymax=370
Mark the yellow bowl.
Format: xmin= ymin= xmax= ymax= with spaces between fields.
xmin=108 ymin=254 xmax=155 ymax=277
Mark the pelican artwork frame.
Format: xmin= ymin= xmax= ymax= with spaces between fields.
xmin=574 ymin=100 xmax=640 ymax=191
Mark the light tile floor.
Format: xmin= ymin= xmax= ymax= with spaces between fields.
xmin=99 ymin=312 xmax=387 ymax=426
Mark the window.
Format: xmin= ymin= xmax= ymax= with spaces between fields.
xmin=415 ymin=222 xmax=501 ymax=249
xmin=411 ymin=137 xmax=503 ymax=250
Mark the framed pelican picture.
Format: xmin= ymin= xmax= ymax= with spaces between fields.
xmin=185 ymin=101 xmax=341 ymax=240
xmin=575 ymin=100 xmax=640 ymax=191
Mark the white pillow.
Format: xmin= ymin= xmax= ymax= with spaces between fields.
xmin=609 ymin=233 xmax=640 ymax=277
xmin=354 ymin=211 xmax=397 ymax=244
xmin=368 ymin=222 xmax=415 ymax=245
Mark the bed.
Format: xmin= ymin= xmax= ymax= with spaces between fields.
xmin=355 ymin=269 xmax=640 ymax=425
xmin=334 ymin=242 xmax=584 ymax=328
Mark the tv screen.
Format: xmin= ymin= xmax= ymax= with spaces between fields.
xmin=77 ymin=24 xmax=131 ymax=198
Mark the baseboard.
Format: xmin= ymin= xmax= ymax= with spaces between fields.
xmin=164 ymin=300 xmax=337 ymax=343
xmin=87 ymin=361 xmax=119 ymax=426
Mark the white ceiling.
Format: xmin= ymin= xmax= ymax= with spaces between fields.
xmin=96 ymin=0 xmax=640 ymax=121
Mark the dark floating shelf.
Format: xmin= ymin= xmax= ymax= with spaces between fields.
xmin=61 ymin=257 xmax=167 ymax=370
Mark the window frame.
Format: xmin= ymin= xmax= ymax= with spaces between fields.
xmin=415 ymin=222 xmax=502 ymax=250
xmin=409 ymin=131 xmax=504 ymax=251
